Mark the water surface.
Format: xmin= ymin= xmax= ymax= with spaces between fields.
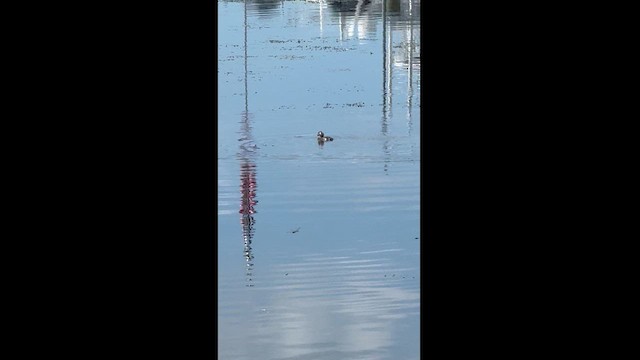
xmin=218 ymin=1 xmax=420 ymax=359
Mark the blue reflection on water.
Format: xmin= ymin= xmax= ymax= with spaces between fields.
xmin=219 ymin=1 xmax=420 ymax=359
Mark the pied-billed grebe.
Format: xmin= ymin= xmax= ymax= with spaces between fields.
xmin=317 ymin=131 xmax=333 ymax=142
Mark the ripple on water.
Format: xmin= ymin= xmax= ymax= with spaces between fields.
xmin=218 ymin=0 xmax=420 ymax=359
xmin=219 ymin=249 xmax=419 ymax=360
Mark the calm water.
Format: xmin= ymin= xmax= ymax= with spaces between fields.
xmin=218 ymin=1 xmax=420 ymax=359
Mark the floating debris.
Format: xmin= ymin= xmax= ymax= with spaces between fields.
xmin=289 ymin=227 xmax=300 ymax=234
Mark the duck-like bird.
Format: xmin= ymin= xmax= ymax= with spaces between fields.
xmin=317 ymin=131 xmax=333 ymax=142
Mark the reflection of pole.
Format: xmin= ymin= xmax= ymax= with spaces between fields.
xmin=407 ymin=0 xmax=413 ymax=134
xmin=385 ymin=5 xmax=393 ymax=112
xmin=239 ymin=160 xmax=256 ymax=287
xmin=381 ymin=0 xmax=390 ymax=174
xmin=339 ymin=11 xmax=343 ymax=42
xmin=319 ymin=0 xmax=323 ymax=37
xmin=240 ymin=0 xmax=256 ymax=287
xmin=382 ymin=0 xmax=392 ymax=120
xmin=353 ymin=0 xmax=364 ymax=39
xmin=244 ymin=0 xmax=248 ymax=114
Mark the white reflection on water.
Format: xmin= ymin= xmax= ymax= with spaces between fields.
xmin=219 ymin=252 xmax=419 ymax=360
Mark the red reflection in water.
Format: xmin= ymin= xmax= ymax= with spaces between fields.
xmin=239 ymin=163 xmax=257 ymax=216
xmin=239 ymin=160 xmax=257 ymax=287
